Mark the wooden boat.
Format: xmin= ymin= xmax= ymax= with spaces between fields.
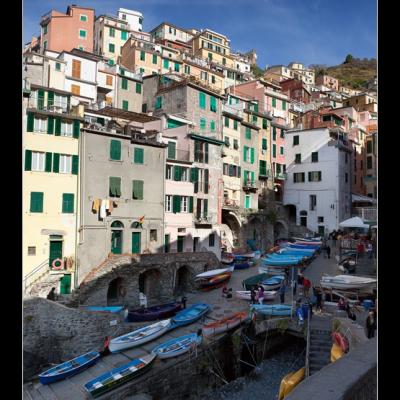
xmin=278 ymin=366 xmax=305 ymax=400
xmin=251 ymin=304 xmax=292 ymax=316
xmin=242 ymin=273 xmax=269 ymax=290
xmin=200 ymin=272 xmax=231 ymax=289
xmin=39 ymin=351 xmax=100 ymax=385
xmin=127 ymin=301 xmax=182 ymax=322
xmin=235 ymin=290 xmax=277 ymax=301
xmin=109 ymin=319 xmax=171 ymax=353
xmin=203 ymin=312 xmax=248 ymax=337
xmin=331 ymin=342 xmax=344 ymax=362
xmin=152 ymin=333 xmax=202 ymax=359
xmin=234 ymin=262 xmax=250 ymax=270
xmin=261 ymin=275 xmax=285 ymax=290
xmin=84 ymin=353 xmax=156 ymax=398
xmin=171 ymin=303 xmax=211 ymax=327
xmin=321 ymin=275 xmax=377 ymax=290
xmin=195 ymin=266 xmax=234 ymax=279
xmin=84 ymin=306 xmax=124 ymax=313
xmin=332 ymin=331 xmax=349 ymax=353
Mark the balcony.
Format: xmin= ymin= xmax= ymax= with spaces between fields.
xmin=223 ymin=198 xmax=239 ymax=209
xmin=259 ymin=168 xmax=272 ymax=179
xmin=364 ymin=175 xmax=376 ymax=182
xmin=275 ymin=173 xmax=287 ymax=180
xmin=194 ymin=214 xmax=213 ymax=224
xmin=243 ymin=180 xmax=258 ymax=192
xmin=167 ymin=149 xmax=191 ymax=162
xmin=27 ymin=96 xmax=69 ymax=114
xmin=352 ymin=207 xmax=377 ymax=222
xmin=223 ymin=104 xmax=244 ymax=118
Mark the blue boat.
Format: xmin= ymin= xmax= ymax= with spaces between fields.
xmin=262 ymin=259 xmax=302 ymax=266
xmin=234 ymin=262 xmax=251 ymax=270
xmin=84 ymin=306 xmax=124 ymax=313
xmin=279 ymin=249 xmax=314 ymax=256
xmin=289 ymin=243 xmax=320 ymax=250
xmin=264 ymin=255 xmax=304 ymax=262
xmin=250 ymin=304 xmax=293 ymax=316
xmin=152 ymin=333 xmax=202 ymax=359
xmin=262 ymin=275 xmax=285 ymax=285
xmin=171 ymin=303 xmax=211 ymax=327
xmin=39 ymin=351 xmax=100 ymax=385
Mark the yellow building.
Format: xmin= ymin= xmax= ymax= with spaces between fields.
xmin=23 ymin=85 xmax=81 ymax=295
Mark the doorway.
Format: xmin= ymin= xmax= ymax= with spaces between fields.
xmin=193 ymin=237 xmax=199 ymax=252
xmin=300 ymin=210 xmax=308 ymax=227
xmin=111 ymin=221 xmax=124 ymax=254
xmin=132 ymin=232 xmax=141 ymax=254
xmin=59 ymin=274 xmax=71 ymax=294
xmin=49 ymin=240 xmax=63 ymax=268
xmin=177 ymin=236 xmax=185 ymax=252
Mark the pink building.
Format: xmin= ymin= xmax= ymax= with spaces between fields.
xmin=315 ymin=75 xmax=339 ymax=91
xmin=40 ymin=5 xmax=95 ymax=53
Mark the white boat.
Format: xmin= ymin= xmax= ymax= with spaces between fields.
xmin=236 ymin=290 xmax=278 ymax=301
xmin=258 ymin=265 xmax=286 ymax=275
xmin=109 ymin=319 xmax=171 ymax=353
xmin=195 ymin=266 xmax=234 ymax=279
xmin=320 ymin=275 xmax=377 ymax=290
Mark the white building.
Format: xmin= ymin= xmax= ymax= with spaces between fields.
xmin=117 ymin=8 xmax=143 ymax=32
xmin=283 ymin=127 xmax=352 ymax=235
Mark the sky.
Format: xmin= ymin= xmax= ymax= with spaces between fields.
xmin=23 ymin=0 xmax=377 ymax=68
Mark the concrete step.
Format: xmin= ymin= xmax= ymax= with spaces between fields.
xmin=310 ymin=346 xmax=331 ymax=353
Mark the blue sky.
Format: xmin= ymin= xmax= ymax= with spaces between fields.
xmin=23 ymin=0 xmax=376 ymax=68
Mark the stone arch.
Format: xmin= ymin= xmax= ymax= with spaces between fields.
xmin=138 ymin=268 xmax=162 ymax=303
xmin=222 ymin=210 xmax=242 ymax=249
xmin=111 ymin=220 xmax=124 ymax=228
xmin=107 ymin=277 xmax=126 ymax=306
xmin=274 ymin=220 xmax=288 ymax=240
xmin=174 ymin=265 xmax=194 ymax=295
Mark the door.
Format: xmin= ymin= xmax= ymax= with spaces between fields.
xmin=60 ymin=274 xmax=71 ymax=294
xmin=164 ymin=234 xmax=170 ymax=253
xmin=193 ymin=237 xmax=199 ymax=252
xmin=111 ymin=230 xmax=122 ymax=254
xmin=300 ymin=217 xmax=307 ymax=227
xmin=131 ymin=232 xmax=141 ymax=254
xmin=318 ymin=226 xmax=325 ymax=236
xmin=49 ymin=240 xmax=63 ymax=267
xmin=177 ymin=236 xmax=185 ymax=253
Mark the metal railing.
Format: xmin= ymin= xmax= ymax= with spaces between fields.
xmin=23 ymin=259 xmax=49 ymax=293
xmin=194 ymin=214 xmax=213 ymax=223
xmin=352 ymin=207 xmax=377 ymax=222
xmin=243 ymin=180 xmax=258 ymax=190
xmin=167 ymin=149 xmax=191 ymax=162
xmin=275 ymin=173 xmax=287 ymax=180
xmin=223 ymin=198 xmax=239 ymax=208
xmin=223 ymin=104 xmax=244 ymax=118
xmin=27 ymin=96 xmax=69 ymax=113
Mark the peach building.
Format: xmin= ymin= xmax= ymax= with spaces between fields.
xmin=40 ymin=5 xmax=95 ymax=53
xmin=315 ymin=75 xmax=339 ymax=91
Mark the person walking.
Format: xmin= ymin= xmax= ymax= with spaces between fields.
xmin=315 ymin=287 xmax=323 ymax=313
xmin=326 ymin=245 xmax=331 ymax=259
xmin=297 ymin=273 xmax=304 ymax=297
xmin=46 ymin=287 xmax=57 ymax=301
xmin=303 ymin=277 xmax=311 ymax=298
xmin=258 ymin=285 xmax=265 ymax=305
xmin=366 ymin=310 xmax=377 ymax=338
xmin=279 ymin=281 xmax=286 ymax=304
xmin=181 ymin=295 xmax=187 ymax=309
xmin=250 ymin=287 xmax=257 ymax=304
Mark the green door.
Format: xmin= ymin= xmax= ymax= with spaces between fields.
xmin=318 ymin=226 xmax=325 ymax=236
xmin=60 ymin=274 xmax=71 ymax=294
xmin=131 ymin=232 xmax=141 ymax=254
xmin=177 ymin=236 xmax=184 ymax=253
xmin=49 ymin=240 xmax=63 ymax=267
xmin=111 ymin=230 xmax=122 ymax=254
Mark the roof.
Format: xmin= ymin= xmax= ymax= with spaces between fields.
xmin=84 ymin=107 xmax=161 ymax=123
xmin=189 ymin=133 xmax=225 ymax=146
xmin=149 ymin=21 xmax=194 ymax=36
xmin=61 ymin=48 xmax=104 ymax=62
xmin=166 ymin=114 xmax=194 ymax=126
xmin=352 ymin=194 xmax=377 ymax=204
xmin=30 ymin=83 xmax=71 ymax=96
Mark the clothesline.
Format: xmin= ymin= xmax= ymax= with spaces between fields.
xmin=92 ymin=198 xmax=117 ymax=219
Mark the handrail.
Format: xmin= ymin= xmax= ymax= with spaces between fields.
xmin=23 ymin=259 xmax=49 ymax=292
xmin=305 ymin=308 xmax=311 ymax=377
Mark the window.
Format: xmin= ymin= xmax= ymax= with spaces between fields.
xmin=282 ymin=100 xmax=286 ymax=110
xmin=345 ymin=173 xmax=348 ymax=183
xmin=30 ymin=192 xmax=43 ymax=213
xmin=272 ymin=97 xmax=276 ymax=107
xmin=311 ymin=152 xmax=318 ymax=162
xmin=293 ymin=172 xmax=305 ymax=183
xmin=224 ymin=117 xmax=229 ymax=128
xmin=150 ymin=229 xmax=157 ymax=241
xmin=28 ymin=246 xmax=36 ymax=256
xmin=139 ymin=17 xmax=143 ymax=24
xmin=166 ymin=165 xmax=173 ymax=179
xmin=109 ymin=43 xmax=115 ymax=53
xmin=59 ymin=154 xmax=72 ymax=173
xmin=367 ymin=156 xmax=373 ymax=169
xmin=163 ymin=59 xmax=169 ymax=69
xmin=280 ymin=129 xmax=285 ymax=139
xmin=155 ymin=96 xmax=162 ymax=109
xmin=200 ymin=118 xmax=206 ymax=130
xmin=71 ymin=84 xmax=80 ymax=95
xmin=121 ymin=31 xmax=128 ymax=40
xmin=211 ymin=75 xmax=216 ymax=84
xmin=360 ymin=160 xmax=363 ymax=170
xmin=79 ymin=29 xmax=87 ymax=38
xmin=345 ymin=153 xmax=348 ymax=164
xmin=109 ymin=27 xmax=115 ymax=37
xmin=243 ymin=146 xmax=249 ymax=162
xmin=151 ymin=54 xmax=158 ymax=65
xmin=245 ymin=127 xmax=251 ymax=140
xmin=72 ymin=60 xmax=81 ymax=79
xmin=132 ymin=180 xmax=144 ymax=200
xmin=280 ymin=146 xmax=284 ymax=155
xmin=318 ymin=216 xmax=324 ymax=223
xmin=135 ymin=83 xmax=142 ymax=94
xmin=142 ymin=103 xmax=147 ymax=113
xmin=61 ymin=122 xmax=73 ymax=137
xmin=165 ymin=195 xmax=172 ymax=212
xmin=262 ymin=118 xmax=268 ymax=129
xmin=134 ymin=148 xmax=144 ymax=164
xmin=367 ymin=141 xmax=373 ymax=154
xmin=199 ymin=92 xmax=206 ymax=109
xmin=295 ymin=154 xmax=301 ymax=164
xmin=122 ymin=100 xmax=129 ymax=110
xmin=309 ymin=195 xmax=317 ymax=211
xmin=80 ymin=14 xmax=87 ymax=22
xmin=140 ymin=51 xmax=145 ymax=61
xmin=43 ymin=41 xmax=47 ymax=50
xmin=210 ymin=96 xmax=217 ymax=112
xmin=272 ymin=127 xmax=277 ymax=141
xmin=201 ymin=71 xmax=208 ymax=81
xmin=121 ymin=78 xmax=128 ymax=90
xmin=209 ymin=233 xmax=215 ymax=247
xmin=293 ymin=135 xmax=299 ymax=146
xmin=210 ymin=120 xmax=216 ymax=132
xmin=43 ymin=25 xmax=48 ymax=34
xmin=184 ymin=65 xmax=190 ymax=74
xmin=62 ymin=193 xmax=74 ymax=213
xmin=140 ymin=68 xmax=145 ymax=74
xmin=308 ymin=171 xmax=322 ymax=182
xmin=245 ymin=195 xmax=251 ymax=209
xmin=55 ymin=62 xmax=61 ymax=71
xmin=262 ymin=138 xmax=267 ymax=150
xmin=108 ymin=59 xmax=115 ymax=66
xmin=174 ymin=62 xmax=180 ymax=72
xmin=224 ymin=136 xmax=230 ymax=147
xmin=181 ymin=196 xmax=188 ymax=212
xmin=106 ymin=75 xmax=113 ymax=86
xmin=259 ymin=160 xmax=267 ymax=176
xmin=272 ymin=144 xmax=276 ymax=158
xmin=31 ymin=151 xmax=45 ymax=171
xmin=234 ymin=139 xmax=239 ymax=150
xmin=33 ymin=117 xmax=47 ymax=133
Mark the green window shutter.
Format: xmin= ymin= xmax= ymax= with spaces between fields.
xmin=252 ymin=115 xmax=257 ymax=123
xmin=53 ymin=153 xmax=60 ymax=173
xmin=234 ymin=120 xmax=238 ymax=130
xmin=72 ymin=155 xmax=79 ymax=175
xmin=121 ymin=78 xmax=128 ymax=90
xmin=122 ymin=100 xmax=129 ymax=110
xmin=272 ymin=126 xmax=276 ymax=140
xmin=229 ymin=164 xmax=234 ymax=176
xmin=132 ymin=180 xmax=144 ymax=200
xmin=110 ymin=140 xmax=121 ymax=160
xmin=210 ymin=120 xmax=215 ymax=131
xmin=210 ymin=96 xmax=217 ymax=112
xmin=174 ymin=165 xmax=182 ymax=181
xmin=204 ymin=169 xmax=209 ymax=194
xmin=173 ymin=195 xmax=181 ymax=213
xmin=318 ymin=171 xmax=322 ymax=181
xmin=212 ymin=75 xmax=216 ymax=84
xmin=272 ymin=144 xmax=276 ymax=158
xmin=224 ymin=117 xmax=229 ymax=128
xmin=55 ymin=117 xmax=61 ymax=136
xmin=200 ymin=118 xmax=206 ymax=130
xmin=205 ymin=143 xmax=209 ymax=163
xmin=189 ymin=196 xmax=193 ymax=213
xmin=174 ymin=62 xmax=180 ymax=72
xmin=152 ymin=54 xmax=157 ymax=64
xmin=245 ymin=127 xmax=251 ymax=140
xmin=280 ymin=147 xmax=284 ymax=155
xmin=45 ymin=152 xmax=52 ymax=172
xmin=134 ymin=148 xmax=144 ymax=164
xmin=199 ymin=92 xmax=206 ymax=109
xmin=238 ymin=166 xmax=241 ymax=178
xmin=48 ymin=91 xmax=54 ymax=107
xmin=62 ymin=193 xmax=74 ymax=213
xmin=47 ymin=117 xmax=54 ymax=134
xmin=167 ymin=142 xmax=176 ymax=159
xmin=224 ymin=136 xmax=230 ymax=147
xmin=233 ymin=139 xmax=239 ymax=149
xmin=259 ymin=160 xmax=267 ymax=176
xmin=203 ymin=199 xmax=208 ymax=217
xmin=30 ymin=192 xmax=44 ymax=213
xmin=191 ymin=167 xmax=199 ymax=182
xmin=245 ymin=195 xmax=250 ymax=209
xmin=282 ymin=100 xmax=286 ymax=110
xmin=272 ymin=97 xmax=276 ymax=107
xmin=155 ymin=96 xmax=162 ymax=109
xmin=262 ymin=138 xmax=267 ymax=150
xmin=37 ymin=89 xmax=45 ymax=110
xmin=73 ymin=120 xmax=80 ymax=138
xmin=109 ymin=43 xmax=115 ymax=53
xmin=250 ymin=148 xmax=255 ymax=164
xmin=262 ymin=118 xmax=268 ymax=129
xmin=308 ymin=172 xmax=312 ymax=181
xmin=27 ymin=113 xmax=34 ymax=132
xmin=243 ymin=146 xmax=248 ymax=162
xmin=109 ymin=177 xmax=121 ymax=197
xmin=140 ymin=51 xmax=145 ymax=61
xmin=243 ymin=170 xmax=248 ymax=184
xmin=24 ymin=150 xmax=32 ymax=171
xmin=251 ymin=171 xmax=255 ymax=183
xmin=135 ymin=83 xmax=142 ymax=94
xmin=121 ymin=30 xmax=128 ymax=40
xmin=163 ymin=59 xmax=169 ymax=69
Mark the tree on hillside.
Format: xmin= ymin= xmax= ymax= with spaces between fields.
xmin=250 ymin=64 xmax=265 ymax=78
xmin=344 ymin=54 xmax=354 ymax=64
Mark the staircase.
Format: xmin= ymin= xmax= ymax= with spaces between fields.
xmin=23 ymin=259 xmax=50 ymax=296
xmin=308 ymin=315 xmax=332 ymax=375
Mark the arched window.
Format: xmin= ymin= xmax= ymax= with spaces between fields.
xmin=131 ymin=221 xmax=141 ymax=229
xmin=111 ymin=220 xmax=124 ymax=228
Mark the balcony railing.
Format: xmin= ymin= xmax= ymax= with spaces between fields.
xmin=223 ymin=104 xmax=244 ymax=118
xmin=194 ymin=214 xmax=213 ymax=224
xmin=352 ymin=207 xmax=377 ymax=222
xmin=275 ymin=173 xmax=287 ymax=180
xmin=259 ymin=168 xmax=272 ymax=178
xmin=167 ymin=149 xmax=191 ymax=162
xmin=27 ymin=96 xmax=69 ymax=114
xmin=223 ymin=198 xmax=239 ymax=208
xmin=243 ymin=180 xmax=258 ymax=191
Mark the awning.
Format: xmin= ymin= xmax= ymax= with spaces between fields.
xmin=339 ymin=217 xmax=369 ymax=229
xmin=352 ymin=194 xmax=377 ymax=204
xmin=167 ymin=114 xmax=194 ymax=126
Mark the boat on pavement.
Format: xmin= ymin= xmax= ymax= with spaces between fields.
xmin=171 ymin=303 xmax=211 ymax=327
xmin=234 ymin=262 xmax=251 ymax=270
xmin=250 ymin=304 xmax=293 ymax=316
xmin=203 ymin=311 xmax=248 ymax=337
xmin=152 ymin=333 xmax=202 ymax=359
xmin=84 ymin=353 xmax=156 ymax=398
xmin=278 ymin=366 xmax=305 ymax=400
xmin=242 ymin=273 xmax=269 ymax=290
xmin=261 ymin=275 xmax=286 ymax=290
xmin=84 ymin=306 xmax=124 ymax=313
xmin=39 ymin=351 xmax=100 ymax=385
xmin=109 ymin=319 xmax=171 ymax=353
xmin=200 ymin=272 xmax=231 ymax=289
xmin=235 ymin=290 xmax=277 ymax=301
xmin=195 ymin=266 xmax=234 ymax=279
xmin=127 ymin=301 xmax=182 ymax=322
xmin=320 ymin=275 xmax=377 ymax=290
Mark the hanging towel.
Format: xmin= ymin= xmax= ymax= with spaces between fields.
xmin=109 ymin=201 xmax=114 ymax=212
xmin=92 ymin=199 xmax=100 ymax=213
xmin=100 ymin=200 xmax=107 ymax=219
xmin=105 ymin=199 xmax=110 ymax=211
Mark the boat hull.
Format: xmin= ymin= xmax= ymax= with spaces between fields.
xmin=127 ymin=302 xmax=182 ymax=322
xmin=196 ymin=266 xmax=234 ymax=279
xmin=203 ymin=312 xmax=247 ymax=337
xmin=171 ymin=303 xmax=211 ymax=327
xmin=251 ymin=304 xmax=292 ymax=316
xmin=242 ymin=273 xmax=269 ymax=290
xmin=234 ymin=262 xmax=250 ymax=270
xmin=278 ymin=367 xmax=305 ymax=400
xmin=152 ymin=333 xmax=202 ymax=359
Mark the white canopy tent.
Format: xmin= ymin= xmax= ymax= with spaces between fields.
xmin=339 ymin=216 xmax=370 ymax=229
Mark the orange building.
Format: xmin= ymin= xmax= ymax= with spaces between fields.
xmin=40 ymin=5 xmax=95 ymax=53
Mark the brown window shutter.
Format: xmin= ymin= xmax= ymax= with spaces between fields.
xmin=72 ymin=59 xmax=81 ymax=79
xmin=71 ymin=84 xmax=80 ymax=95
xmin=106 ymin=75 xmax=113 ymax=85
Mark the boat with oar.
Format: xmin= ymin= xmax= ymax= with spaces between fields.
xmin=242 ymin=273 xmax=269 ymax=290
xmin=109 ymin=319 xmax=171 ymax=353
xmin=235 ymin=290 xmax=277 ymax=301
xmin=84 ymin=306 xmax=124 ymax=313
xmin=171 ymin=303 xmax=211 ymax=327
xmin=203 ymin=312 xmax=248 ymax=337
xmin=261 ymin=275 xmax=286 ymax=290
xmin=250 ymin=304 xmax=293 ymax=316
xmin=278 ymin=366 xmax=305 ymax=399
xmin=320 ymin=275 xmax=377 ymax=290
xmin=38 ymin=351 xmax=100 ymax=385
xmin=84 ymin=353 xmax=156 ymax=398
xmin=195 ymin=266 xmax=234 ymax=280
xmin=152 ymin=333 xmax=202 ymax=359
xmin=200 ymin=272 xmax=231 ymax=290
xmin=127 ymin=301 xmax=182 ymax=322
